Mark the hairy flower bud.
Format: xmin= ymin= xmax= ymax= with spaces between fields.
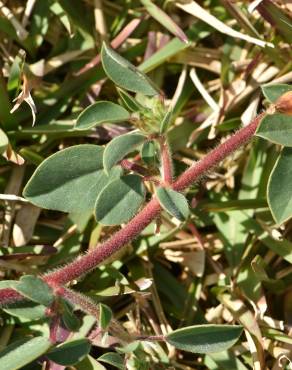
xmin=275 ymin=91 xmax=292 ymax=115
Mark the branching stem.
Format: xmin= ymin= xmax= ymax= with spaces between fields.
xmin=0 ymin=112 xmax=265 ymax=305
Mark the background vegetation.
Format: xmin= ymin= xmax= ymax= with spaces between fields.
xmin=0 ymin=0 xmax=291 ymax=369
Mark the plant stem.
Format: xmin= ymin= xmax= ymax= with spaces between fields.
xmin=45 ymin=113 xmax=264 ymax=286
xmin=61 ymin=287 xmax=132 ymax=343
xmin=0 ymin=112 xmax=265 ymax=304
xmin=120 ymin=159 xmax=149 ymax=176
xmin=0 ymin=288 xmax=23 ymax=305
xmin=45 ymin=198 xmax=161 ymax=285
xmin=173 ymin=113 xmax=265 ymax=191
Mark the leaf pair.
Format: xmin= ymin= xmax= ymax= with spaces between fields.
xmin=256 ymin=84 xmax=292 ymax=224
xmin=23 ymin=145 xmax=122 ymax=214
xmin=24 ymin=134 xmax=147 ymax=225
xmin=75 ymin=43 xmax=159 ymax=131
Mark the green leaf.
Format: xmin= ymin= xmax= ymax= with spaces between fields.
xmin=261 ymin=83 xmax=292 ymax=103
xmin=47 ymin=338 xmax=91 ymax=366
xmin=262 ymin=327 xmax=292 ymax=345
xmin=0 ymin=337 xmax=51 ymax=370
xmin=117 ymin=88 xmax=144 ymax=112
xmin=14 ymin=275 xmax=54 ymax=307
xmin=61 ymin=299 xmax=81 ymax=332
xmin=99 ymin=303 xmax=112 ymax=330
xmin=141 ymin=140 xmax=158 ymax=166
xmin=140 ymin=0 xmax=188 ymax=43
xmin=256 ymin=113 xmax=292 ymax=146
xmin=23 ymin=145 xmax=122 ymax=213
xmin=7 ymin=52 xmax=23 ymax=92
xmin=268 ymin=148 xmax=292 ymax=224
xmin=3 ymin=301 xmax=46 ymax=320
xmin=75 ymin=101 xmax=130 ymax=130
xmin=76 ymin=355 xmax=106 ymax=370
xmin=0 ymin=129 xmax=8 ymax=154
xmin=166 ymin=325 xmax=243 ymax=354
xmin=0 ymin=280 xmax=18 ymax=289
xmin=98 ymin=352 xmax=124 ymax=369
xmin=103 ymin=133 xmax=146 ymax=173
xmin=95 ymin=175 xmax=146 ymax=225
xmin=101 ymin=43 xmax=159 ymax=96
xmin=160 ymin=109 xmax=173 ymax=134
xmin=156 ymin=187 xmax=189 ymax=221
xmin=139 ymin=37 xmax=188 ymax=73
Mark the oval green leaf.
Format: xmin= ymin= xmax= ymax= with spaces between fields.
xmin=4 ymin=301 xmax=46 ymax=320
xmin=0 ymin=337 xmax=51 ymax=370
xmin=256 ymin=113 xmax=292 ymax=147
xmin=47 ymin=338 xmax=91 ymax=366
xmin=98 ymin=352 xmax=124 ymax=370
xmin=268 ymin=147 xmax=292 ymax=225
xmin=166 ymin=325 xmax=242 ymax=354
xmin=95 ymin=175 xmax=146 ymax=225
xmin=156 ymin=187 xmax=189 ymax=221
xmin=0 ymin=280 xmax=18 ymax=290
xmin=23 ymin=145 xmax=122 ymax=213
xmin=103 ymin=133 xmax=146 ymax=173
xmin=101 ymin=43 xmax=159 ymax=96
xmin=14 ymin=275 xmax=54 ymax=307
xmin=75 ymin=101 xmax=130 ymax=130
xmin=76 ymin=355 xmax=106 ymax=370
xmin=99 ymin=303 xmax=112 ymax=330
xmin=141 ymin=140 xmax=158 ymax=166
xmin=61 ymin=299 xmax=81 ymax=332
xmin=261 ymin=83 xmax=292 ymax=103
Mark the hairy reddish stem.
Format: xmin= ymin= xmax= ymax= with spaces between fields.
xmin=45 ymin=113 xmax=264 ymax=286
xmin=0 ymin=288 xmax=23 ymax=305
xmin=0 ymin=113 xmax=265 ymax=305
xmin=45 ymin=199 xmax=161 ymax=285
xmin=159 ymin=136 xmax=173 ymax=184
xmin=62 ymin=287 xmax=132 ymax=343
xmin=173 ymin=113 xmax=265 ymax=191
xmin=120 ymin=159 xmax=149 ymax=176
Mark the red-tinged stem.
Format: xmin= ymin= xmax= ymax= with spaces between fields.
xmin=45 ymin=113 xmax=264 ymax=286
xmin=120 ymin=159 xmax=149 ymax=176
xmin=173 ymin=113 xmax=265 ymax=192
xmin=0 ymin=288 xmax=23 ymax=306
xmin=0 ymin=113 xmax=265 ymax=305
xmin=159 ymin=136 xmax=173 ymax=185
xmin=45 ymin=199 xmax=161 ymax=286
xmin=61 ymin=287 xmax=132 ymax=343
xmin=60 ymin=287 xmax=100 ymax=318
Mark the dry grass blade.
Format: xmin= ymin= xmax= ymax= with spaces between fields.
xmin=141 ymin=0 xmax=188 ymax=43
xmin=0 ymin=1 xmax=28 ymax=40
xmin=190 ymin=68 xmax=219 ymax=111
xmin=176 ymin=0 xmax=274 ymax=48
